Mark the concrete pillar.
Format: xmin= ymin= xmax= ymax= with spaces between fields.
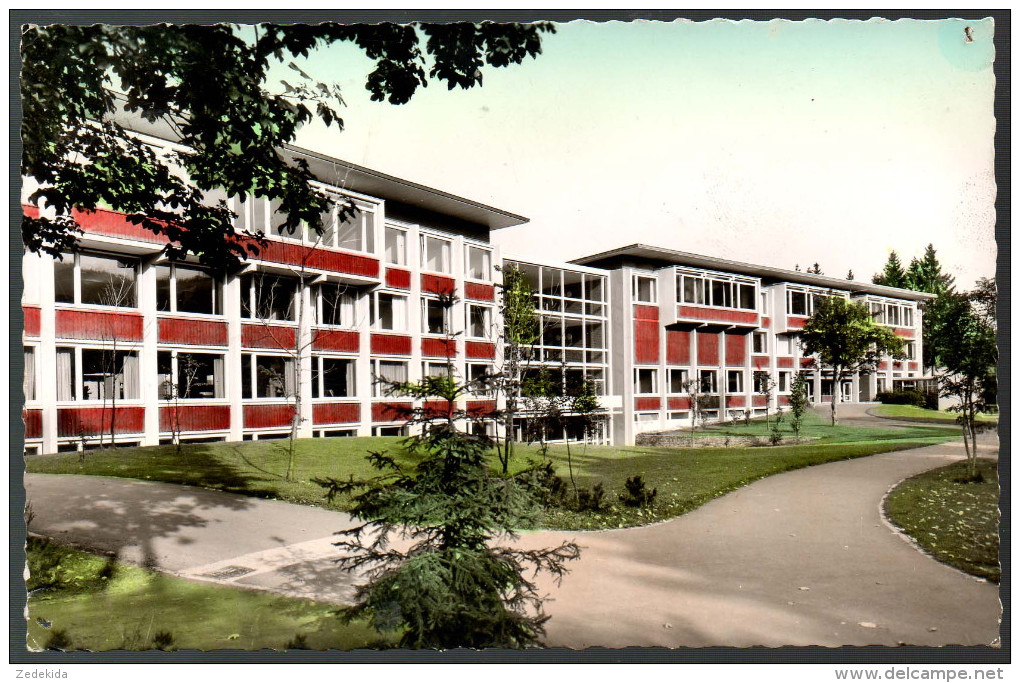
xmin=35 ymin=254 xmax=58 ymax=454
xmin=297 ymin=281 xmax=314 ymax=438
xmin=224 ymin=272 xmax=243 ymax=442
xmin=139 ymin=260 xmax=159 ymax=445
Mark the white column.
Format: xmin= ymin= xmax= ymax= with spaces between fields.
xmin=298 ymin=281 xmax=314 ymax=438
xmin=224 ymin=273 xmax=244 ymax=441
xmin=139 ymin=260 xmax=159 ymax=445
xmin=355 ymin=288 xmax=373 ymax=437
xmin=35 ymin=254 xmax=58 ymax=454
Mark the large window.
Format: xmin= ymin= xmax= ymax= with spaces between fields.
xmin=312 ymin=357 xmax=355 ymax=398
xmin=634 ymin=368 xmax=658 ymax=395
xmin=421 ymin=235 xmax=451 ymax=273
xmin=727 ymin=370 xmax=744 ymax=393
xmin=24 ymin=347 xmax=36 ymax=401
xmin=787 ymin=289 xmax=829 ymax=317
xmin=57 ymin=347 xmax=139 ymax=402
xmin=384 ymin=226 xmax=407 ymax=265
xmin=422 ymin=298 xmax=451 ymax=335
xmin=752 ymin=331 xmax=767 ymax=354
xmin=699 ymin=370 xmax=718 ymax=393
xmin=54 ymin=253 xmax=138 ymax=308
xmin=241 ymin=354 xmax=295 ymax=399
xmin=633 ymin=275 xmax=657 ymax=303
xmin=468 ymin=363 xmax=493 ymax=396
xmin=373 ymin=359 xmax=409 ymax=397
xmin=678 ymin=272 xmax=756 ymax=311
xmin=241 ymin=273 xmax=296 ymax=321
xmin=668 ymin=368 xmax=689 ymax=394
xmin=466 ymin=304 xmax=491 ymax=339
xmin=372 ymin=292 xmax=408 ymax=331
xmin=465 ymin=245 xmax=491 ymax=280
xmin=156 ymin=264 xmax=222 ymax=315
xmin=314 ymin=284 xmax=356 ymax=327
xmin=158 ymin=352 xmax=225 ymax=399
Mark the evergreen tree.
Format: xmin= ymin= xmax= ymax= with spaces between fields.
xmin=872 ymin=251 xmax=907 ymax=288
xmin=846 ymin=269 xmax=854 ymax=280
xmin=908 ymin=244 xmax=957 ymax=295
xmin=806 ymin=263 xmax=823 ymax=275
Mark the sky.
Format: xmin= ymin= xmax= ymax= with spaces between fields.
xmin=286 ymin=17 xmax=997 ymax=287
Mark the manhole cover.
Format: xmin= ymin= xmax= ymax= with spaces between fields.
xmin=202 ymin=565 xmax=255 ymax=580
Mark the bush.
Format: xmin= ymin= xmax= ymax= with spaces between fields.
xmin=619 ymin=476 xmax=657 ymax=508
xmin=876 ymin=390 xmax=925 ymax=407
xmin=576 ymin=483 xmax=606 ymax=511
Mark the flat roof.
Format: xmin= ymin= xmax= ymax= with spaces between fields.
xmin=572 ymin=244 xmax=935 ymax=302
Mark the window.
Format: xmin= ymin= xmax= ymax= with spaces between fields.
xmin=373 ymin=359 xmax=409 ymax=397
xmin=752 ymin=331 xmax=767 ymax=354
xmin=681 ymin=275 xmax=706 ymax=304
xmin=586 ymin=274 xmax=605 ymax=301
xmin=468 ymin=363 xmax=493 ymax=395
xmin=421 ymin=235 xmax=451 ymax=273
xmin=466 ymin=245 xmax=491 ymax=280
xmin=233 ymin=196 xmax=285 ymax=236
xmin=422 ymin=361 xmax=453 ymax=379
xmin=422 ymin=298 xmax=452 ymax=335
xmin=56 ymin=347 xmax=139 ymax=402
xmin=372 ymin=292 xmax=408 ymax=331
xmin=903 ymin=307 xmax=914 ymax=327
xmin=466 ymin=304 xmax=491 ymax=339
xmin=633 ymin=275 xmax=657 ymax=303
xmin=699 ymin=370 xmax=718 ymax=393
xmin=384 ymin=226 xmax=407 ymax=265
xmin=336 ymin=209 xmax=372 ymax=253
xmin=870 ymin=302 xmax=886 ymax=323
xmin=634 ymin=368 xmax=658 ymax=395
xmin=54 ymin=253 xmax=138 ymax=307
xmin=156 ymin=264 xmax=222 ymax=315
xmin=312 ymin=357 xmax=355 ymax=398
xmin=753 ymin=372 xmax=771 ymax=394
xmin=887 ymin=305 xmax=901 ymax=326
xmin=668 ymin=369 xmax=689 ymax=394
xmin=778 ymin=372 xmax=791 ymax=393
xmin=241 ymin=273 xmax=296 ymax=321
xmin=727 ymin=371 xmax=743 ymax=393
xmin=760 ymin=291 xmax=769 ymax=313
xmin=314 ymin=284 xmax=355 ymax=327
xmin=776 ymin=334 xmax=793 ymax=356
xmin=241 ymin=354 xmax=296 ymax=399
xmin=789 ymin=290 xmax=807 ymax=315
xmin=24 ymin=347 xmax=36 ymax=401
xmin=904 ymin=342 xmax=917 ymax=361
xmin=678 ymin=273 xmax=756 ymax=310
xmin=158 ymin=352 xmax=225 ymax=399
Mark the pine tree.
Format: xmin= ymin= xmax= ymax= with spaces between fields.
xmin=807 ymin=263 xmax=823 ymax=275
xmin=846 ymin=269 xmax=854 ymax=280
xmin=909 ymin=244 xmax=956 ymax=295
xmin=872 ymin=251 xmax=907 ymax=288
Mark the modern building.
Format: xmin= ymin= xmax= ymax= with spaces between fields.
xmin=20 ymin=133 xmax=931 ymax=454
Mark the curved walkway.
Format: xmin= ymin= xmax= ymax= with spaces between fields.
xmin=24 ymin=427 xmax=1000 ymax=648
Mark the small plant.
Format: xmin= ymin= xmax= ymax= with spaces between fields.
xmin=575 ymin=483 xmax=606 ymax=512
xmin=285 ymin=633 xmax=311 ymax=650
xmin=744 ymin=410 xmax=751 ymax=426
xmin=45 ymin=629 xmax=73 ymax=651
xmin=533 ymin=460 xmax=569 ymax=507
xmin=769 ymin=412 xmax=784 ymax=446
xmin=151 ymin=630 xmax=176 ymax=651
xmin=619 ymin=476 xmax=657 ymax=508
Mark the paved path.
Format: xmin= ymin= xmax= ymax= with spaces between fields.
xmin=25 ymin=422 xmax=1000 ymax=648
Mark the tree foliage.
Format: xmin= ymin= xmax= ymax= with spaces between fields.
xmin=21 ymin=22 xmax=554 ymax=271
xmin=872 ymin=251 xmax=907 ymax=288
xmin=313 ymin=371 xmax=580 ymax=649
xmin=800 ymin=296 xmax=904 ymax=425
xmin=788 ymin=371 xmax=809 ymax=439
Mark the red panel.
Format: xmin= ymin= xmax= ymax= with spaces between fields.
xmin=895 ymin=328 xmax=915 ymax=338
xmin=762 ymin=317 xmax=771 ymax=328
xmin=258 ymin=240 xmax=379 ymax=278
xmin=778 ymin=395 xmax=791 ymax=406
xmin=58 ymin=407 xmax=144 ymax=437
xmin=678 ymin=305 xmax=758 ymax=325
xmin=882 ymin=360 xmax=892 ymax=370
xmin=634 ymin=320 xmax=660 ymax=364
xmin=725 ymin=332 xmax=747 ymax=367
xmin=385 ymin=268 xmax=411 ymax=289
xmin=159 ymin=318 xmax=228 ymax=346
xmin=23 ymin=204 xmax=40 ymax=218
xmin=423 ymin=400 xmax=454 ymax=419
xmin=243 ymin=404 xmax=295 ymax=429
xmin=727 ymin=396 xmax=746 ymax=408
xmin=466 ymin=400 xmax=496 ymax=417
xmin=55 ymin=309 xmax=143 ymax=341
xmin=312 ymin=329 xmax=360 ymax=353
xmin=421 ymin=274 xmax=456 ymax=296
xmin=372 ymin=402 xmax=412 ymax=422
xmin=697 ymin=331 xmax=719 ymax=366
xmin=242 ymin=323 xmax=296 ymax=350
xmin=667 ymin=397 xmax=691 ymax=410
xmin=634 ymin=305 xmax=659 ymax=321
xmin=800 ymin=358 xmax=816 ymax=368
xmin=752 ymin=395 xmax=768 ymax=407
xmin=666 ymin=329 xmax=691 ymax=365
xmin=777 ymin=357 xmax=794 ymax=369
xmin=635 ymin=397 xmax=661 ymax=411
xmin=893 ymin=361 xmax=903 ymax=370
xmin=160 ymin=405 xmax=231 ymax=432
xmin=464 ymin=282 xmax=495 ymax=301
xmin=422 ymin=337 xmax=456 ymax=358
xmin=908 ymin=362 xmax=919 ymax=371
xmin=786 ymin=316 xmax=809 ymax=329
xmin=73 ymin=208 xmax=169 ymax=245
xmin=23 ymin=409 xmax=42 ymax=439
xmin=371 ymin=333 xmax=412 ymax=355
xmin=465 ymin=341 xmax=496 ymax=359
xmin=312 ymin=402 xmax=360 ymax=425
xmin=752 ymin=355 xmax=771 ymax=369
xmin=23 ymin=306 xmax=41 ymax=337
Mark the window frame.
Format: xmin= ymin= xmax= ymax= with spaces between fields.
xmin=465 ymin=303 xmax=492 ymax=339
xmin=699 ymin=369 xmax=718 ymax=394
xmin=420 ymin=233 xmax=453 ymax=274
xmin=158 ymin=350 xmax=227 ymax=400
xmin=372 ymin=358 xmax=410 ymax=398
xmin=668 ymin=368 xmax=689 ymax=395
xmin=371 ymin=291 xmax=408 ymax=332
xmin=241 ymin=352 xmax=297 ymax=400
xmin=54 ymin=252 xmax=139 ymax=309
xmin=156 ymin=263 xmax=223 ymax=317
xmin=421 ymin=297 xmax=452 ymax=336
xmin=57 ymin=345 xmax=142 ymax=403
xmin=727 ymin=370 xmax=744 ymax=393
xmin=465 ymin=244 xmax=492 ymax=281
xmin=384 ymin=225 xmax=408 ymax=266
xmin=632 ymin=274 xmax=658 ymax=304
xmin=311 ymin=355 xmax=357 ymax=399
xmin=241 ymin=272 xmax=297 ymax=322
xmin=634 ymin=367 xmax=659 ymax=395
xmin=313 ymin=283 xmax=356 ymax=328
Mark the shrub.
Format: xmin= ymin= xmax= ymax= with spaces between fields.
xmin=619 ymin=476 xmax=657 ymax=508
xmin=532 ymin=460 xmax=570 ymax=507
xmin=151 ymin=631 xmax=176 ymax=651
xmin=876 ymin=389 xmax=925 ymax=407
xmin=576 ymin=483 xmax=606 ymax=512
xmin=284 ymin=633 xmax=311 ymax=650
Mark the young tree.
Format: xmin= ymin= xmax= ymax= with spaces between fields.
xmin=806 ymin=263 xmax=823 ymax=275
xmin=681 ymin=377 xmax=706 ymax=447
xmin=800 ymin=296 xmax=904 ymax=425
xmin=846 ymin=269 xmax=854 ymax=280
xmin=907 ymin=244 xmax=956 ymax=295
xmin=313 ymin=333 xmax=580 ymax=649
xmin=22 ymin=22 xmax=554 ymax=269
xmin=162 ymin=352 xmax=202 ymax=453
xmin=872 ymin=251 xmax=908 ymax=288
xmin=752 ymin=370 xmax=777 ymax=429
xmin=788 ymin=371 xmax=809 ymax=440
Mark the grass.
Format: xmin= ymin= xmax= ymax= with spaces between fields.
xmin=27 ymin=412 xmax=957 ymax=531
xmin=884 ymin=458 xmax=1000 ymax=583
xmin=25 ymin=537 xmax=394 ymax=651
xmin=870 ymin=404 xmax=998 ymax=425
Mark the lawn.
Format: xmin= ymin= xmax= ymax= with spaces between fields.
xmin=870 ymin=404 xmax=998 ymax=425
xmin=26 ymin=412 xmax=956 ymax=531
xmin=25 ymin=538 xmax=394 ymax=651
xmin=884 ymin=458 xmax=1000 ymax=583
